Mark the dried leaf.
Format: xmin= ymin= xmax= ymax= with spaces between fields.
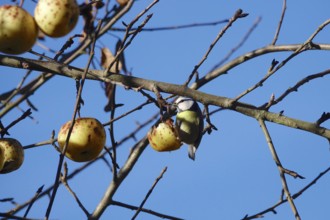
xmin=101 ymin=47 xmax=122 ymax=73
xmin=115 ymin=40 xmax=128 ymax=74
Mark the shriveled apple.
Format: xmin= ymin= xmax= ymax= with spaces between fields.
xmin=57 ymin=118 xmax=106 ymax=162
xmin=0 ymin=5 xmax=38 ymax=54
xmin=148 ymin=119 xmax=182 ymax=152
xmin=0 ymin=138 xmax=24 ymax=174
xmin=34 ymin=0 xmax=79 ymax=38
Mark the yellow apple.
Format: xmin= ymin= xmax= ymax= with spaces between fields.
xmin=34 ymin=0 xmax=79 ymax=38
xmin=148 ymin=119 xmax=182 ymax=152
xmin=0 ymin=138 xmax=24 ymax=174
xmin=0 ymin=5 xmax=38 ymax=54
xmin=57 ymin=117 xmax=106 ymax=162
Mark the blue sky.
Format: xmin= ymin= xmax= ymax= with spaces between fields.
xmin=1 ymin=0 xmax=330 ymax=219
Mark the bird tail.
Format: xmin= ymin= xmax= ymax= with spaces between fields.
xmin=188 ymin=145 xmax=196 ymax=160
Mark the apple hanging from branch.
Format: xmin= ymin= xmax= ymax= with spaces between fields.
xmin=148 ymin=119 xmax=182 ymax=152
xmin=0 ymin=138 xmax=24 ymax=174
xmin=0 ymin=5 xmax=38 ymax=54
xmin=57 ymin=118 xmax=106 ymax=162
xmin=34 ymin=0 xmax=79 ymax=38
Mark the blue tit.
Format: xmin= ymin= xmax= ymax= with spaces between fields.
xmin=175 ymin=96 xmax=204 ymax=160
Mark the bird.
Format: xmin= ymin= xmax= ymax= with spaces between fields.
xmin=175 ymin=96 xmax=204 ymax=160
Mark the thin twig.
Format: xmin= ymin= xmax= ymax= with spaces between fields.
xmin=2 ymin=44 xmax=330 ymax=95
xmin=109 ymin=117 xmax=118 ymax=179
xmin=111 ymin=19 xmax=228 ymax=32
xmin=0 ymin=213 xmax=36 ymax=220
xmin=0 ymin=109 xmax=32 ymax=137
xmin=44 ymin=22 xmax=102 ymax=220
xmin=23 ymin=185 xmax=44 ymax=218
xmin=233 ymin=19 xmax=330 ymax=103
xmin=190 ymin=19 xmax=330 ymax=90
xmin=54 ymin=34 xmax=84 ymax=61
xmin=132 ymin=166 xmax=168 ymax=220
xmin=259 ymin=69 xmax=330 ymax=109
xmin=183 ymin=9 xmax=248 ymax=87
xmin=0 ymin=198 xmax=16 ymax=204
xmin=233 ymin=59 xmax=279 ymax=102
xmin=61 ymin=162 xmax=90 ymax=217
xmin=23 ymin=137 xmax=57 ymax=150
xmin=271 ymin=0 xmax=287 ymax=45
xmin=112 ymin=200 xmax=184 ymax=220
xmin=0 ymin=68 xmax=33 ymax=110
xmin=258 ymin=119 xmax=301 ymax=220
xmin=102 ymin=146 xmax=117 ymax=171
xmin=210 ymin=16 xmax=261 ymax=72
xmin=316 ymin=112 xmax=330 ymax=126
xmin=243 ymin=166 xmax=330 ymax=219
xmin=112 ymin=112 xmax=158 ymax=145
xmin=104 ymin=0 xmax=158 ymax=75
xmin=105 ymin=0 xmax=159 ymax=181
xmin=203 ymin=104 xmax=218 ymax=134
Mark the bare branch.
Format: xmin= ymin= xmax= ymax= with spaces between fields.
xmin=45 ymin=22 xmax=102 ymax=219
xmin=2 ymin=44 xmax=330 ymax=99
xmin=112 ymin=200 xmax=184 ymax=220
xmin=90 ymin=136 xmax=149 ymax=219
xmin=23 ymin=185 xmax=44 ymax=218
xmin=1 ymin=54 xmax=330 ymax=140
xmin=111 ymin=19 xmax=228 ymax=32
xmin=258 ymin=119 xmax=301 ymax=220
xmin=233 ymin=19 xmax=330 ymax=102
xmin=132 ymin=166 xmax=168 ymax=220
xmin=203 ymin=104 xmax=218 ymax=134
xmin=0 ymin=213 xmax=36 ymax=220
xmin=0 ymin=108 xmax=32 ymax=137
xmin=243 ymin=166 xmax=330 ymax=219
xmin=104 ymin=0 xmax=158 ymax=75
xmin=60 ymin=163 xmax=90 ymax=217
xmin=184 ymin=9 xmax=248 ymax=86
xmin=316 ymin=112 xmax=330 ymax=126
xmin=271 ymin=0 xmax=287 ymax=45
xmin=260 ymin=69 xmax=330 ymax=109
xmin=0 ymin=67 xmax=32 ymax=110
xmin=0 ymin=198 xmax=16 ymax=204
xmin=210 ymin=16 xmax=261 ymax=72
xmin=191 ymin=43 xmax=330 ymax=90
xmin=1 ymin=2 xmax=330 ymax=219
xmin=23 ymin=137 xmax=57 ymax=150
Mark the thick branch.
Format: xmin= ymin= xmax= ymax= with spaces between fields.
xmin=2 ymin=44 xmax=330 ymax=108
xmin=1 ymin=54 xmax=330 ymax=140
xmin=193 ymin=18 xmax=330 ymax=89
xmin=89 ymin=136 xmax=149 ymax=219
xmin=191 ymin=43 xmax=330 ymax=89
